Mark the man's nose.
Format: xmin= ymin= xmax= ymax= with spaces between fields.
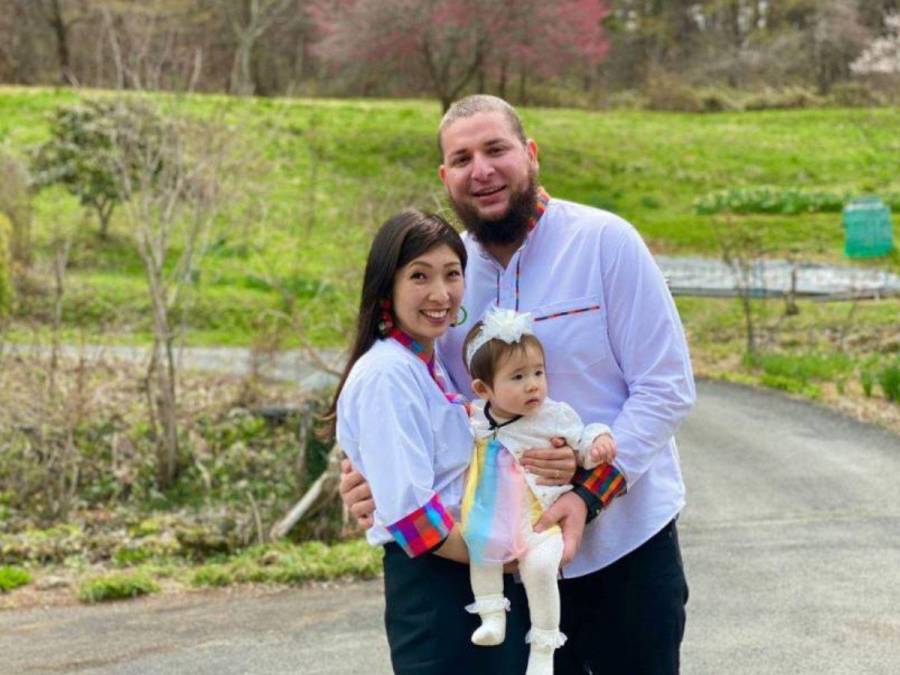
xmin=470 ymin=153 xmax=494 ymax=181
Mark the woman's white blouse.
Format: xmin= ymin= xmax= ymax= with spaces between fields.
xmin=336 ymin=338 xmax=473 ymax=554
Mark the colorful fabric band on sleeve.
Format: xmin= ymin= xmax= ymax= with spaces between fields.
xmin=387 ymin=493 xmax=455 ymax=558
xmin=574 ymin=463 xmax=627 ymax=510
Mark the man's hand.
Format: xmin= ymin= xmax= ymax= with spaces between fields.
xmin=520 ymin=438 xmax=577 ymax=486
xmin=339 ymin=458 xmax=375 ymax=529
xmin=534 ymin=492 xmax=587 ymax=565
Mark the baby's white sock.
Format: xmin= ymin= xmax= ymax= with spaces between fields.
xmin=525 ymin=627 xmax=567 ymax=675
xmin=465 ymin=594 xmax=509 ymax=646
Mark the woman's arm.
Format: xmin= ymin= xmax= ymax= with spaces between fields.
xmin=432 ymin=525 xmax=470 ymax=564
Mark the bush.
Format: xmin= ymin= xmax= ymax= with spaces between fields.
xmin=861 ymin=370 xmax=875 ymax=397
xmin=31 ymin=98 xmax=169 ymax=238
xmin=644 ymin=74 xmax=704 ymax=113
xmin=829 ymin=82 xmax=885 ymax=107
xmin=0 ymin=213 xmax=11 ymax=318
xmin=878 ymin=364 xmax=900 ymax=403
xmin=0 ymin=150 xmax=32 ymax=263
xmin=78 ymin=571 xmax=160 ymax=603
xmin=744 ymin=87 xmax=823 ymax=111
xmin=0 ymin=565 xmax=31 ymax=592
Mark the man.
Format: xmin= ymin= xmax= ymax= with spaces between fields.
xmin=342 ymin=95 xmax=695 ymax=674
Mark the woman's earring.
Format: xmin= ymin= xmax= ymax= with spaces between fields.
xmin=378 ymin=299 xmax=394 ymax=336
xmin=452 ymin=305 xmax=468 ymax=327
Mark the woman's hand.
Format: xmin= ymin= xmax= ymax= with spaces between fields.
xmin=520 ymin=438 xmax=577 ymax=486
xmin=339 ymin=459 xmax=375 ymax=529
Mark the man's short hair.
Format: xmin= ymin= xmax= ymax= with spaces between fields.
xmin=438 ymin=95 xmax=527 ymax=156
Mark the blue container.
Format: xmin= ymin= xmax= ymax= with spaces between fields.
xmin=843 ymin=197 xmax=893 ymax=258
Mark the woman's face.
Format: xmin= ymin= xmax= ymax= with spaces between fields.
xmin=391 ymin=244 xmax=464 ymax=350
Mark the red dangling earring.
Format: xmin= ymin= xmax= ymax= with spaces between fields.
xmin=378 ymin=299 xmax=394 ymax=336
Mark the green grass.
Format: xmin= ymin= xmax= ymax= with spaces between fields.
xmin=77 ymin=571 xmax=160 ymax=603
xmin=0 ymin=565 xmax=31 ymax=592
xmin=189 ymin=539 xmax=383 ymax=588
xmin=2 ymin=87 xmax=898 ymax=347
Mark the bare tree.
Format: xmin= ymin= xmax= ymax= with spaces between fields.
xmin=710 ymin=214 xmax=771 ymax=356
xmin=220 ymin=0 xmax=295 ymax=95
xmin=107 ymin=100 xmax=231 ymax=488
xmin=31 ymin=0 xmax=88 ymax=85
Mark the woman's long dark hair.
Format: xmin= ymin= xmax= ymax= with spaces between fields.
xmin=320 ymin=209 xmax=467 ymax=439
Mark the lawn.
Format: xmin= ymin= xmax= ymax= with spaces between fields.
xmin=2 ymin=87 xmax=898 ymax=347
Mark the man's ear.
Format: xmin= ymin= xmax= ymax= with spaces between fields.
xmin=527 ymin=139 xmax=539 ymax=169
xmin=471 ymin=378 xmax=490 ymax=399
xmin=438 ymin=164 xmax=448 ymax=187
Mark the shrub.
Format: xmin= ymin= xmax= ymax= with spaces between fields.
xmin=744 ymin=87 xmax=823 ymax=111
xmin=0 ymin=565 xmax=31 ymax=592
xmin=878 ymin=364 xmax=900 ymax=403
xmin=861 ymin=370 xmax=875 ymax=397
xmin=0 ymin=213 xmax=11 ymax=318
xmin=829 ymin=82 xmax=885 ymax=107
xmin=0 ymin=150 xmax=32 ymax=263
xmin=31 ymin=98 xmax=169 ymax=239
xmin=644 ymin=71 xmax=703 ymax=113
xmin=78 ymin=571 xmax=160 ymax=603
xmin=760 ymin=373 xmax=822 ymax=399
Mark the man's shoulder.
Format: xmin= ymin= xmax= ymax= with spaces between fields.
xmin=546 ymin=198 xmax=636 ymax=245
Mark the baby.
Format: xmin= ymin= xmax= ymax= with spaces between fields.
xmin=459 ymin=308 xmax=616 ymax=675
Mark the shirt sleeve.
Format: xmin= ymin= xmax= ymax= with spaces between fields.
xmin=579 ymin=219 xmax=695 ymax=493
xmin=339 ymin=362 xmax=454 ymax=558
xmin=550 ymin=401 xmax=610 ymax=469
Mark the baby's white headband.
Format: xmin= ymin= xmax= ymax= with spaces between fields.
xmin=465 ymin=308 xmax=535 ymax=368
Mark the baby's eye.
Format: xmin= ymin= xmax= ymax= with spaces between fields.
xmin=535 ymin=370 xmax=544 ymax=377
xmin=512 ymin=374 xmax=524 ymax=380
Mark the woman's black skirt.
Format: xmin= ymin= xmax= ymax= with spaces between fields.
xmin=382 ymin=543 xmax=529 ymax=675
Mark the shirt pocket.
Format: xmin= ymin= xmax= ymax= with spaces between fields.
xmin=531 ymin=295 xmax=609 ymax=374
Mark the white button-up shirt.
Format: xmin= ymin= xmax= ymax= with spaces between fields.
xmin=438 ymin=197 xmax=696 ymax=577
xmin=337 ymin=338 xmax=473 ymax=548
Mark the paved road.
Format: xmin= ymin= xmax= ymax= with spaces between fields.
xmin=2 ymin=380 xmax=899 ymax=674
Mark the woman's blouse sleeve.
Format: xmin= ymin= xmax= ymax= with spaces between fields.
xmin=338 ymin=362 xmax=454 ymax=558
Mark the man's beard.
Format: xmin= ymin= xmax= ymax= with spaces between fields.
xmin=451 ymin=171 xmax=538 ymax=247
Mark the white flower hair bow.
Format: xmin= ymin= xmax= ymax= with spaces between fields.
xmin=465 ymin=308 xmax=535 ymax=367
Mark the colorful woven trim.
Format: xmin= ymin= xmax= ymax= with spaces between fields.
xmin=527 ymin=187 xmax=551 ymax=232
xmin=574 ymin=463 xmax=626 ymax=509
xmin=496 ymin=188 xmax=550 ymax=311
xmin=534 ymin=305 xmax=601 ymax=322
xmin=388 ymin=328 xmax=468 ymax=408
xmin=387 ymin=493 xmax=454 ymax=558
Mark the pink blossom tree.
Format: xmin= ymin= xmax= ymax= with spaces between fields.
xmin=311 ymin=0 xmax=610 ymax=110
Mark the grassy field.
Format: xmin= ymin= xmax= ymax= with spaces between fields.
xmin=2 ymin=87 xmax=898 ymax=348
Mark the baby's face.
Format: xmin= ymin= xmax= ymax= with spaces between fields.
xmin=488 ymin=343 xmax=548 ymax=418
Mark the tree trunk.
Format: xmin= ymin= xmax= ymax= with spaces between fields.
xmin=49 ymin=0 xmax=74 ymax=85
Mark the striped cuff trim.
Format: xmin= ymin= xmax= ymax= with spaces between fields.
xmin=387 ymin=494 xmax=454 ymax=558
xmin=574 ymin=464 xmax=626 ymax=509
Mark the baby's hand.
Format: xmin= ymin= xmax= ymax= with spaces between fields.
xmin=590 ymin=433 xmax=616 ymax=465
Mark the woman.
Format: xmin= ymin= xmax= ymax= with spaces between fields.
xmin=322 ymin=210 xmax=531 ymax=674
